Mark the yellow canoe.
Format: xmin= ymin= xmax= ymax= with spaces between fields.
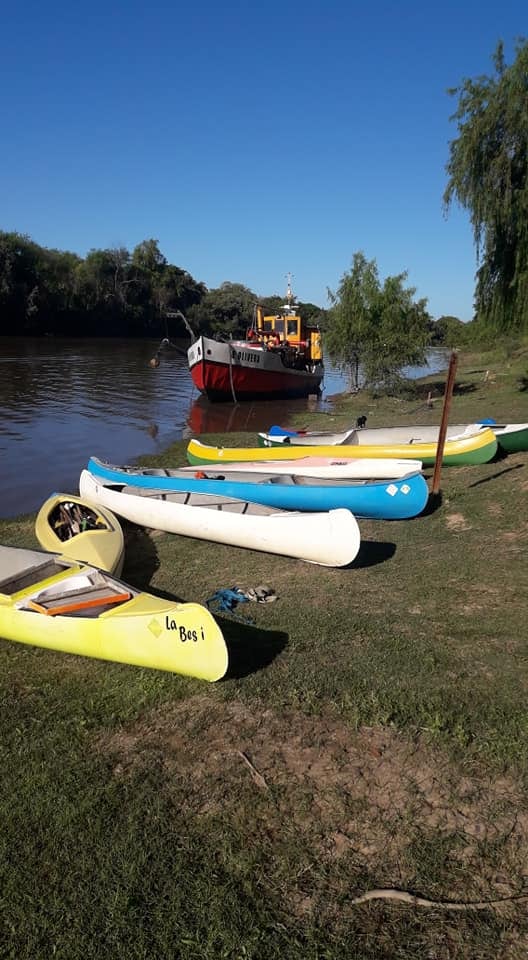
xmin=0 ymin=546 xmax=228 ymax=681
xmin=35 ymin=493 xmax=125 ymax=575
xmin=187 ymin=426 xmax=498 ymax=468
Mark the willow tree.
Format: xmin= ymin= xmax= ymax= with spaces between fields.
xmin=444 ymin=39 xmax=528 ymax=330
xmin=325 ymin=252 xmax=431 ymax=392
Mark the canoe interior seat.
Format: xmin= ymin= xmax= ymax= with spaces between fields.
xmin=121 ymin=486 xmax=283 ymax=515
xmin=25 ymin=586 xmax=131 ymax=617
xmin=0 ymin=559 xmax=69 ymax=596
xmin=17 ymin=570 xmax=133 ymax=617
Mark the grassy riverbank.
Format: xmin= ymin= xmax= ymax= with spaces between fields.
xmin=1 ymin=345 xmax=528 ymax=958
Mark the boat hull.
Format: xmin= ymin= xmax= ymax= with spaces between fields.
xmin=268 ymin=421 xmax=528 ymax=454
xmin=180 ymin=456 xmax=424 ymax=480
xmin=80 ymin=471 xmax=361 ymax=567
xmin=187 ymin=429 xmax=498 ymax=467
xmin=0 ymin=546 xmax=228 ymax=681
xmin=478 ymin=423 xmax=528 ymax=453
xmin=87 ymin=457 xmax=428 ymax=521
xmin=188 ymin=336 xmax=323 ymax=401
xmin=35 ymin=493 xmax=125 ymax=575
xmin=497 ymin=426 xmax=528 ymax=453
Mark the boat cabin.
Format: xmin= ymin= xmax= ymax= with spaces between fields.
xmin=249 ymin=278 xmax=322 ymax=365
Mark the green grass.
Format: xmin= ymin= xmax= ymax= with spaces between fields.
xmin=1 ymin=344 xmax=528 ymax=958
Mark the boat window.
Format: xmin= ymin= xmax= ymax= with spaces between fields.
xmin=287 ymin=318 xmax=299 ymax=337
xmin=274 ymin=318 xmax=285 ymax=336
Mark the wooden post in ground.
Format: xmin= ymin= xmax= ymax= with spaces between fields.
xmin=431 ymin=351 xmax=458 ymax=496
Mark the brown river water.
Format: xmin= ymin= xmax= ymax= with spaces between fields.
xmin=0 ymin=337 xmax=447 ymax=519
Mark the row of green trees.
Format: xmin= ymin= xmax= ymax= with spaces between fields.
xmin=0 ymin=232 xmax=327 ymax=340
xmin=0 ymin=233 xmax=207 ymax=337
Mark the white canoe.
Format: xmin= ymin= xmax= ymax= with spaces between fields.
xmin=80 ymin=471 xmax=361 ymax=568
xmin=265 ymin=422 xmax=528 ymax=455
xmin=180 ymin=455 xmax=422 ymax=479
xmin=260 ymin=423 xmax=491 ymax=446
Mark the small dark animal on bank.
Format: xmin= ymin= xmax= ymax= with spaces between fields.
xmin=356 ymin=415 xmax=367 ymax=429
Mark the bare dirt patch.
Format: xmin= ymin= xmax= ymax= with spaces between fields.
xmin=445 ymin=513 xmax=472 ymax=531
xmin=96 ymin=696 xmax=528 ymax=918
xmin=502 ymin=528 xmax=528 ymax=542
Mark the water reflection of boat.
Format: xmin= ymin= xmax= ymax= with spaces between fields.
xmin=187 ymin=278 xmax=324 ymax=402
xmin=184 ymin=394 xmax=322 ymax=438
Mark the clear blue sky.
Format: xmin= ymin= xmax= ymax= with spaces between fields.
xmin=1 ymin=1 xmax=525 ymax=320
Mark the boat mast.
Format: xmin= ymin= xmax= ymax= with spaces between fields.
xmin=284 ymin=272 xmax=297 ymax=315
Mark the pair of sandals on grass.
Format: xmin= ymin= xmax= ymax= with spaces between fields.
xmin=206 ymin=584 xmax=278 ymax=620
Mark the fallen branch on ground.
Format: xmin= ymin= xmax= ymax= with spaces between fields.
xmin=349 ymin=888 xmax=528 ymax=910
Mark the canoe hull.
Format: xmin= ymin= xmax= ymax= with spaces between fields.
xmin=268 ymin=421 xmax=528 ymax=455
xmin=80 ymin=471 xmax=361 ymax=567
xmin=179 ymin=456 xmax=424 ymax=480
xmin=87 ymin=457 xmax=428 ymax=521
xmin=35 ymin=493 xmax=125 ymax=575
xmin=489 ymin=424 xmax=528 ymax=454
xmin=0 ymin=546 xmax=228 ymax=681
xmin=187 ymin=429 xmax=498 ymax=468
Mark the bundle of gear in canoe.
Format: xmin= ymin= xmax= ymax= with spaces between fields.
xmin=50 ymin=501 xmax=109 ymax=542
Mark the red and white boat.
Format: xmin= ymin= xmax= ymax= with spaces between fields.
xmin=187 ymin=279 xmax=324 ymax=402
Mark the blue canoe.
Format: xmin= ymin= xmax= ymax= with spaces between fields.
xmin=86 ymin=457 xmax=429 ymax=521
